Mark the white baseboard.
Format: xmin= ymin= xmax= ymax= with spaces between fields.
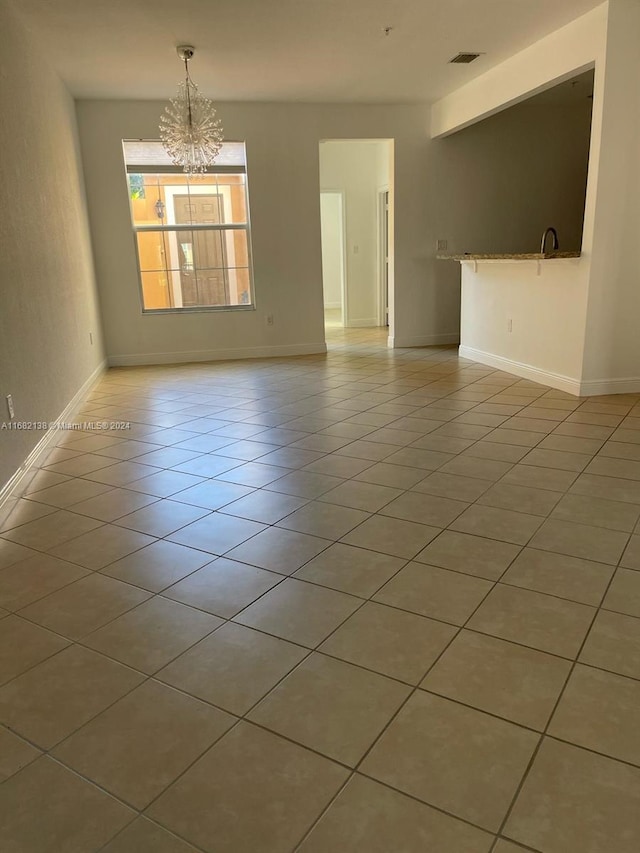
xmin=0 ymin=359 xmax=107 ymax=522
xmin=108 ymin=342 xmax=328 ymax=367
xmin=579 ymin=377 xmax=640 ymax=395
xmin=345 ymin=318 xmax=379 ymax=329
xmin=459 ymin=346 xmax=582 ymax=395
xmin=391 ymin=333 xmax=460 ymax=348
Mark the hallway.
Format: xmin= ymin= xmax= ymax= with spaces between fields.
xmin=2 ymin=328 xmax=640 ymax=852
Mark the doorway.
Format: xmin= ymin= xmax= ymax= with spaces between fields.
xmin=320 ymin=191 xmax=346 ymax=328
xmin=319 ymin=139 xmax=392 ymax=333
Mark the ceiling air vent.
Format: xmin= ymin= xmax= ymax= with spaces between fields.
xmin=449 ymin=52 xmax=481 ymax=64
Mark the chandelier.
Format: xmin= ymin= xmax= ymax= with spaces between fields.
xmin=159 ymin=45 xmax=224 ymax=176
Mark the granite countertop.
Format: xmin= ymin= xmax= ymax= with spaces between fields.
xmin=437 ymin=252 xmax=581 ymax=260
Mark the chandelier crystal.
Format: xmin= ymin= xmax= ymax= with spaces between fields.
xmin=159 ymin=46 xmax=224 ymax=176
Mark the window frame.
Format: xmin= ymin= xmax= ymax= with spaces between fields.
xmin=123 ymin=145 xmax=255 ymax=315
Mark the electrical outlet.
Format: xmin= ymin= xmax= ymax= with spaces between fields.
xmin=266 ymin=314 xmax=274 ymax=326
xmin=6 ymin=394 xmax=15 ymax=420
xmin=437 ymin=239 xmax=448 ymax=252
xmin=507 ymin=318 xmax=513 ymax=333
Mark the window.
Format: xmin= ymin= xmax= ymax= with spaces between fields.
xmin=123 ymin=140 xmax=254 ymax=312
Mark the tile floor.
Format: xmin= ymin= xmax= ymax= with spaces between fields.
xmin=1 ymin=325 xmax=640 ymax=851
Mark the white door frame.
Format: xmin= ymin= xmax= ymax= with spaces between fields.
xmin=377 ymin=185 xmax=390 ymax=327
xmin=320 ymin=189 xmax=348 ymax=327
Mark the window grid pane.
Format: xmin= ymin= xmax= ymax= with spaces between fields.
xmin=126 ymin=158 xmax=253 ymax=311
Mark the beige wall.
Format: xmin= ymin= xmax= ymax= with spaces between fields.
xmin=76 ymin=100 xmax=458 ymax=360
xmin=0 ymin=1 xmax=105 ymax=493
xmin=430 ymin=101 xmax=592 ymax=257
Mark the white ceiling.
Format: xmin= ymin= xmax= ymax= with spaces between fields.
xmin=13 ymin=0 xmax=603 ymax=102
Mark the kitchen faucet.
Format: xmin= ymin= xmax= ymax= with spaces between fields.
xmin=541 ymin=227 xmax=559 ymax=254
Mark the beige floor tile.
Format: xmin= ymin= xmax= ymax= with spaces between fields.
xmin=127 ymin=470 xmax=205 ymax=498
xmin=415 ymin=531 xmax=519 ymax=580
xmin=115 ymin=499 xmax=211 ymax=537
xmin=168 ymin=479 xmax=253 ymax=510
xmin=234 ymin=577 xmax=361 ymax=647
xmin=361 ymin=691 xmax=538 ymax=832
xmin=549 ymin=664 xmax=640 ymax=765
xmin=215 ymin=461 xmax=288 ymax=487
xmin=505 ymin=738 xmax=640 ymax=853
xmin=463 ymin=441 xmax=528 ymax=463
xmin=0 ymin=615 xmax=69 ymax=685
xmin=84 ymin=459 xmax=162 ymax=486
xmin=620 ymin=533 xmax=640 ymax=568
xmin=374 ymin=563 xmax=492 ymax=625
xmin=492 ymin=841 xmax=530 ymax=853
xmin=102 ymin=540 xmax=212 ymax=592
xmin=320 ymin=601 xmax=456 ymax=683
xmin=163 ymin=557 xmax=282 ymax=617
xmin=0 ymin=538 xmax=38 ymax=569
xmin=102 ymin=818 xmax=200 ymax=852
xmin=0 ymin=645 xmax=143 ymax=747
xmin=332 ymin=439 xmax=397 ymax=461
xmin=604 ymin=568 xmax=640 ymax=617
xmin=502 ymin=547 xmax=614 ymax=605
xmin=250 ymin=652 xmax=409 ymax=765
xmin=570 ymin=471 xmax=640 ymax=504
xmin=468 ymin=584 xmax=595 ymax=658
xmin=423 ymin=630 xmax=571 ymax=729
xmin=276 ymin=500 xmax=369 ymax=540
xmin=44 ymin=453 xmax=118 ymax=477
xmin=0 ymin=724 xmax=41 ymax=781
xmin=380 ymin=491 xmax=468 ymax=528
xmin=0 ymin=553 xmax=88 ymax=611
xmin=450 ymin=504 xmax=542 ymax=546
xmin=84 ymin=597 xmax=222 ymax=674
xmin=551 ymin=493 xmax=640 ymax=533
xmin=20 ymin=573 xmax=150 ymax=640
xmin=1 ymin=509 xmax=103 ymax=551
xmin=147 ymin=722 xmax=348 ymax=853
xmin=354 ymin=462 xmax=426 ymax=489
xmin=158 ymin=622 xmax=306 ymax=714
xmin=538 ymin=433 xmax=605 ymax=455
xmin=258 ymin=446 xmax=328 ymax=469
xmin=342 ymin=515 xmax=441 ymax=559
xmin=226 ymin=526 xmax=330 ymax=574
xmin=50 ymin=523 xmax=155 ymax=570
xmin=298 ymin=774 xmax=493 ymax=853
xmin=412 ymin=471 xmax=493 ymax=501
xmin=586 ymin=455 xmax=640 ymax=480
xmin=382 ymin=447 xmax=454 ymax=472
xmin=264 ymin=469 xmax=345 ymax=498
xmin=318 ymin=480 xmax=402 ymax=512
xmin=168 ymin=513 xmax=266 ymax=556
xmin=580 ymin=609 xmax=640 ymax=679
xmin=529 ymin=518 xmax=629 ymax=564
xmin=294 ymin=542 xmax=406 ymax=597
xmin=54 ymin=680 xmax=234 ymax=808
xmin=500 ymin=464 xmax=578 ymax=492
xmin=69 ymin=487 xmax=158 ymax=522
xmin=438 ymin=455 xmax=513 ymax=482
xmin=218 ymin=489 xmax=307 ymax=524
xmin=0 ymin=756 xmax=134 ymax=853
xmin=409 ymin=432 xmax=476 ymax=453
xmin=26 ymin=477 xmax=113 ymax=509
xmin=478 ymin=482 xmax=561 ymax=516
xmin=522 ymin=447 xmax=591 ymax=473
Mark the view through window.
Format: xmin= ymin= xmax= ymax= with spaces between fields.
xmin=123 ymin=140 xmax=253 ymax=312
